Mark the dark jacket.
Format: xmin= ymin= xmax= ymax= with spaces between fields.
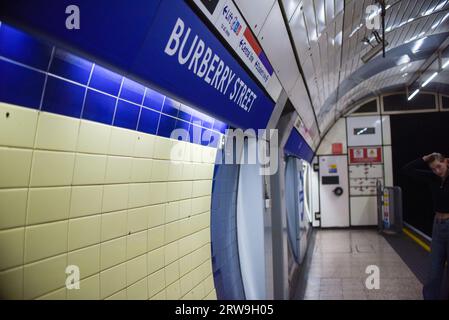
xmin=401 ymin=158 xmax=449 ymax=213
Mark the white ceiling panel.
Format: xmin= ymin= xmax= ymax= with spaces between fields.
xmin=233 ymin=0 xmax=276 ymax=36
xmin=258 ymin=1 xmax=301 ymax=94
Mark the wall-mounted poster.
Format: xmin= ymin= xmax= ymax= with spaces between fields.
xmin=348 ymin=147 xmax=382 ymax=164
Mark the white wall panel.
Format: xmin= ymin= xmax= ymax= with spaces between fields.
xmin=383 ymin=146 xmax=394 ymax=187
xmin=282 ymin=0 xmax=302 ymax=22
xmin=350 ymin=196 xmax=378 ymax=226
xmin=234 ymin=0 xmax=276 ymax=35
xmin=317 ymin=118 xmax=347 ymax=155
xmin=382 ymin=116 xmax=392 ymax=145
xmin=346 ymin=116 xmax=382 ymax=147
xmin=258 ymin=2 xmax=300 ymax=94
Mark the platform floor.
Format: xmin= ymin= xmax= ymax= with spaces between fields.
xmin=302 ymin=229 xmax=423 ymax=300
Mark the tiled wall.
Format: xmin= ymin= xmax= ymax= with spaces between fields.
xmin=0 ymin=22 xmax=224 ymax=300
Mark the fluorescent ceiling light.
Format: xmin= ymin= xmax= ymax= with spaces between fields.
xmin=421 ymin=72 xmax=438 ymax=87
xmin=442 ymin=60 xmax=449 ymax=69
xmin=397 ymin=55 xmax=411 ymax=66
xmin=408 ymin=89 xmax=420 ymax=101
xmin=412 ymin=37 xmax=427 ymax=53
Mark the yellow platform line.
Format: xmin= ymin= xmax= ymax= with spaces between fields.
xmin=403 ymin=227 xmax=430 ymax=252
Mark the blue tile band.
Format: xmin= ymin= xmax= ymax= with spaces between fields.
xmin=0 ymin=22 xmax=228 ymax=148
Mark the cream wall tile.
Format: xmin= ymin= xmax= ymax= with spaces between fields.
xmin=148 ymin=225 xmax=165 ymax=251
xmin=105 ymin=288 xmax=126 ymax=300
xmin=148 ymin=204 xmax=165 ymax=229
xmin=191 ymin=196 xmax=210 ymax=215
xmin=127 ymin=277 xmax=148 ymax=300
xmin=25 ymin=221 xmax=68 ymax=263
xmin=178 ymin=235 xmax=193 ymax=257
xmin=151 ymin=160 xmax=169 ymax=182
xmin=128 ymin=183 xmax=150 ymax=209
xmin=77 ymin=120 xmax=111 ymax=154
xmin=180 ymin=181 xmax=193 ymax=200
xmin=134 ymin=134 xmax=155 ymax=159
xmin=68 ymin=215 xmax=101 ymax=251
xmin=72 ymin=154 xmax=107 ymax=185
xmin=108 ymin=127 xmax=136 ymax=157
xmin=131 ymin=158 xmax=152 ymax=183
xmin=127 ymin=230 xmax=148 ymax=260
xmin=166 ymin=280 xmax=181 ymax=300
xmin=191 ymin=282 xmax=205 ymax=299
xmin=165 ymin=201 xmax=179 ymax=223
xmin=153 ymin=137 xmax=173 ymax=160
xmin=204 ymin=290 xmax=217 ymax=300
xmin=0 ymin=267 xmax=23 ymax=300
xmin=127 ymin=207 xmax=149 ymax=233
xmin=191 ymin=144 xmax=203 ymax=163
xmin=182 ymin=162 xmax=195 ymax=180
xmin=203 ymin=275 xmax=214 ymax=294
xmin=164 ymin=241 xmax=179 ymax=266
xmin=100 ymin=263 xmax=126 ymax=299
xmin=126 ymin=254 xmax=147 ymax=285
xmin=67 ymin=274 xmax=100 ymax=300
xmin=0 ymin=189 xmax=27 ymax=229
xmin=165 ymin=261 xmax=180 ymax=287
xmin=147 ymin=247 xmax=164 ymax=275
xmin=0 ymin=228 xmax=24 ymax=270
xmin=70 ymin=186 xmax=103 ymax=218
xmin=179 ymin=254 xmax=193 ymax=277
xmin=166 ymin=182 xmax=182 ymax=202
xmin=168 ymin=162 xmax=183 ymax=182
xmin=191 ymin=267 xmax=204 ymax=288
xmin=0 ymin=147 xmax=33 ymax=188
xmin=205 ymin=147 xmax=217 ymax=164
xmin=179 ymin=217 xmax=191 ymax=239
xmin=30 ymin=151 xmax=75 ymax=187
xmin=183 ymin=143 xmax=192 ymax=162
xmin=178 ymin=199 xmax=192 ymax=219
xmin=67 ymin=245 xmax=100 ymax=279
xmin=35 ymin=112 xmax=80 ymax=151
xmin=165 ymin=221 xmax=180 ymax=244
xmin=100 ymin=237 xmax=126 ymax=271
xmin=24 ymin=254 xmax=67 ymax=299
xmin=27 ymin=187 xmax=71 ymax=225
xmin=104 ymin=156 xmax=132 ymax=184
xmin=148 ymin=183 xmax=167 ymax=205
xmin=192 ymin=180 xmax=211 ymax=198
xmin=148 ymin=269 xmax=165 ymax=298
xmin=180 ymin=272 xmax=193 ymax=297
xmin=36 ymin=287 xmax=67 ymax=300
xmin=102 ymin=185 xmax=129 ymax=213
xmin=101 ymin=210 xmax=127 ymax=241
xmin=149 ymin=288 xmax=166 ymax=300
xmin=169 ymin=141 xmax=185 ymax=162
xmin=0 ymin=103 xmax=38 ymax=148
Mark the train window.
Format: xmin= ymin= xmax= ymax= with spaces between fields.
xmin=442 ymin=96 xmax=449 ymax=110
xmin=383 ymin=93 xmax=436 ymax=112
xmin=353 ymin=100 xmax=377 ymax=114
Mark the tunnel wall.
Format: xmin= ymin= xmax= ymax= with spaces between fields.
xmin=0 ymin=23 xmax=221 ymax=300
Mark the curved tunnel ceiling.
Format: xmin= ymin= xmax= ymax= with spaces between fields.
xmin=283 ymin=0 xmax=449 ymax=137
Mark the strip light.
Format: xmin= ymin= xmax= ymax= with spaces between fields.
xmin=408 ymin=89 xmax=420 ymax=101
xmin=421 ymin=72 xmax=438 ymax=87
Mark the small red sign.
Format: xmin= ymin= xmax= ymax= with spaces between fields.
xmin=349 ymin=147 xmax=382 ymax=164
xmin=332 ymin=143 xmax=343 ymax=155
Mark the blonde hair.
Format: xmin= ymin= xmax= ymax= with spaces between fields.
xmin=425 ymin=153 xmax=445 ymax=164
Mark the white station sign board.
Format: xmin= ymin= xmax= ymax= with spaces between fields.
xmin=193 ymin=0 xmax=275 ymax=89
